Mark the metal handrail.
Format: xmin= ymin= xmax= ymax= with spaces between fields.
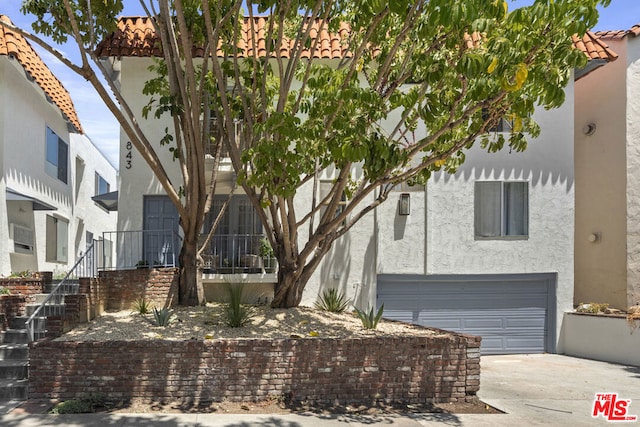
xmin=25 ymin=241 xmax=96 ymax=342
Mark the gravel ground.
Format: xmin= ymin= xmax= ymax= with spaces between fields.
xmin=55 ymin=303 xmax=443 ymax=341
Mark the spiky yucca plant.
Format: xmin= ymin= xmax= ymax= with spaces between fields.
xmin=314 ymin=288 xmax=350 ymax=313
xmin=354 ymin=304 xmax=384 ymax=330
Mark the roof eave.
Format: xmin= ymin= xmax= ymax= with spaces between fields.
xmin=575 ymin=59 xmax=609 ymax=81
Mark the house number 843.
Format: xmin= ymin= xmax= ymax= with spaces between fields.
xmin=125 ymin=141 xmax=133 ymax=169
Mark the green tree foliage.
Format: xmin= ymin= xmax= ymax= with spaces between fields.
xmin=7 ymin=0 xmax=610 ymax=308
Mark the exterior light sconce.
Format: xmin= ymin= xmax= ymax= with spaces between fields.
xmin=588 ymin=232 xmax=601 ymax=243
xmin=399 ymin=193 xmax=411 ymax=216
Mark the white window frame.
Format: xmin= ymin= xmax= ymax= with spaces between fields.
xmin=474 ymin=181 xmax=529 ymax=240
xmin=95 ymin=172 xmax=110 ymax=196
xmin=46 ymin=215 xmax=69 ymax=263
xmin=45 ymin=126 xmax=69 ymax=184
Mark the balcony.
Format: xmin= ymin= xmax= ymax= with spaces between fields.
xmin=200 ymin=234 xmax=277 ymax=275
xmin=99 ymin=231 xmax=276 ymax=275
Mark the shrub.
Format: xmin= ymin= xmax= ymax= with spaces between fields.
xmin=576 ymin=302 xmax=609 ymax=314
xmin=314 ymin=288 xmax=350 ymax=313
xmin=354 ymin=304 xmax=384 ymax=330
xmin=225 ymin=282 xmax=255 ymax=327
xmin=9 ymin=271 xmax=31 ymax=278
xmin=132 ymin=297 xmax=153 ymax=314
xmin=153 ymin=307 xmax=173 ymax=327
xmin=0 ymin=287 xmax=10 ymax=296
xmin=49 ymin=395 xmax=105 ymax=414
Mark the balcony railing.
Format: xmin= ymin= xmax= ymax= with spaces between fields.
xmin=99 ymin=231 xmax=276 ymax=274
xmin=201 ymin=234 xmax=277 ymax=274
xmin=101 ymin=230 xmax=182 ymax=270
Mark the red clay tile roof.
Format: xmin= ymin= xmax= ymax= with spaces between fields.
xmin=572 ymin=31 xmax=618 ymax=62
xmin=98 ymin=16 xmax=618 ymax=66
xmin=596 ymin=24 xmax=640 ymax=40
xmin=96 ymin=16 xmax=351 ymax=59
xmin=0 ymin=15 xmax=83 ymax=133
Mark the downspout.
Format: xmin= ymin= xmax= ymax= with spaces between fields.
xmin=424 ymin=182 xmax=428 ymax=275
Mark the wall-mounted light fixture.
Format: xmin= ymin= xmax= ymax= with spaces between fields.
xmin=399 ymin=193 xmax=411 ymax=216
xmin=588 ymin=232 xmax=601 ymax=243
xmin=583 ymin=122 xmax=597 ymax=136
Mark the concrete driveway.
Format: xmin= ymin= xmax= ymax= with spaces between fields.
xmin=479 ymin=354 xmax=640 ymax=426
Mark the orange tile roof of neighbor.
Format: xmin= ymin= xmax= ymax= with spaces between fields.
xmin=97 ymin=16 xmax=618 ymax=65
xmin=596 ymin=24 xmax=640 ymax=40
xmin=572 ymin=31 xmax=618 ymax=62
xmin=96 ymin=16 xmax=351 ymax=59
xmin=0 ymin=15 xmax=83 ymax=133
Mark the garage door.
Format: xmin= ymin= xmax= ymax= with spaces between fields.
xmin=377 ymin=273 xmax=556 ymax=355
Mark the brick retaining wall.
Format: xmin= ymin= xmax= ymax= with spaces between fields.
xmin=0 ymin=273 xmax=51 ymax=331
xmin=29 ymin=334 xmax=481 ymax=405
xmin=0 ymin=295 xmax=26 ymax=330
xmin=0 ymin=273 xmax=50 ymax=305
xmin=99 ymin=268 xmax=179 ymax=311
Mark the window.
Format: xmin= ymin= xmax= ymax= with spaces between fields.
xmin=45 ymin=127 xmax=68 ymax=183
xmin=475 ymin=182 xmax=528 ymax=238
xmin=10 ymin=223 xmax=34 ymax=254
xmin=46 ymin=215 xmax=68 ymax=262
xmin=95 ymin=173 xmax=110 ymax=196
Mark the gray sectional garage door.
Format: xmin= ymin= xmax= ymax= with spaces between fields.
xmin=377 ymin=273 xmax=556 ymax=355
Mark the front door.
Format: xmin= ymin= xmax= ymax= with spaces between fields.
xmin=143 ymin=196 xmax=180 ymax=266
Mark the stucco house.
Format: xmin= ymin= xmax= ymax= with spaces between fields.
xmin=0 ymin=15 xmax=117 ymax=277
xmin=96 ymin=17 xmax=616 ymax=354
xmin=573 ymin=25 xmax=640 ymax=311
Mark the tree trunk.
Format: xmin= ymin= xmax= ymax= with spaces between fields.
xmin=271 ymin=267 xmax=304 ymax=308
xmin=178 ymin=234 xmax=205 ymax=306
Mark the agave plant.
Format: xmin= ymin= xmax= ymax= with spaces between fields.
xmin=314 ymin=288 xmax=350 ymax=313
xmin=354 ymin=304 xmax=384 ymax=330
xmin=132 ymin=297 xmax=153 ymax=314
xmin=225 ymin=281 xmax=255 ymax=328
xmin=153 ymin=307 xmax=173 ymax=327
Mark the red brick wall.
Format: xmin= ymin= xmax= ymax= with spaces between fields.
xmin=0 ymin=295 xmax=27 ymax=330
xmin=29 ymin=334 xmax=481 ymax=404
xmin=0 ymin=273 xmax=49 ymax=305
xmin=79 ymin=278 xmax=106 ymax=320
xmin=99 ymin=268 xmax=179 ymax=311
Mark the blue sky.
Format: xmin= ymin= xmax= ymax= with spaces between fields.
xmin=2 ymin=0 xmax=639 ymax=168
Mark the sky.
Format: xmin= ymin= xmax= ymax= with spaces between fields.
xmin=2 ymin=0 xmax=639 ymax=170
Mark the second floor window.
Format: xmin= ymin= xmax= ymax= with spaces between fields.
xmin=45 ymin=126 xmax=68 ymax=184
xmin=95 ymin=173 xmax=110 ymax=196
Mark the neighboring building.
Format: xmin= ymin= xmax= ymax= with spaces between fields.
xmin=574 ymin=25 xmax=640 ymax=311
xmin=97 ymin=17 xmax=615 ymax=354
xmin=0 ymin=15 xmax=117 ymax=277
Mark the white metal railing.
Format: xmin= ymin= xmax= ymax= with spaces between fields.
xmin=25 ymin=241 xmax=97 ymax=341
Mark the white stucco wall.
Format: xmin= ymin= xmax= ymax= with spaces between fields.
xmin=69 ymin=133 xmax=118 ymax=261
xmin=0 ymin=56 xmax=117 ymax=276
xmin=426 ymin=84 xmax=575 ymax=351
xmin=574 ymin=41 xmax=628 ymax=309
xmin=0 ymin=57 xmax=73 ymax=275
xmin=116 ymin=57 xmax=201 ymax=235
xmin=625 ymin=37 xmax=640 ymax=307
